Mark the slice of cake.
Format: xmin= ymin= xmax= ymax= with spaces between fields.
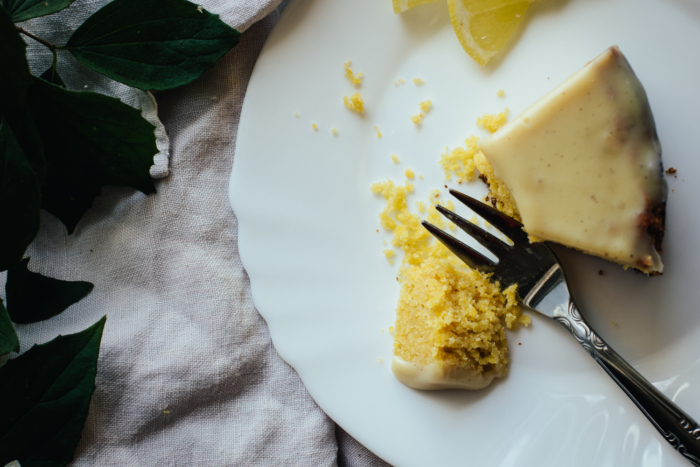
xmin=478 ymin=46 xmax=667 ymax=274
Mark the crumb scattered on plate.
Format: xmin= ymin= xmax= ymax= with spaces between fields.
xmin=343 ymin=93 xmax=365 ymax=113
xmin=344 ymin=60 xmax=363 ymax=86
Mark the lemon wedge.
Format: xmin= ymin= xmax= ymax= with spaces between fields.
xmin=448 ymin=0 xmax=533 ymax=65
xmin=392 ymin=0 xmax=439 ymax=14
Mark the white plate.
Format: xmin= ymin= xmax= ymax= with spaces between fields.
xmin=230 ymin=0 xmax=700 ymax=465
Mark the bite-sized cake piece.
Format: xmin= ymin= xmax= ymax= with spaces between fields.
xmin=391 ymin=255 xmax=526 ymax=390
xmin=478 ymin=46 xmax=667 ymax=274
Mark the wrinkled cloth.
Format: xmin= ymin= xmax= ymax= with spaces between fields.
xmin=10 ymin=0 xmax=391 ymax=465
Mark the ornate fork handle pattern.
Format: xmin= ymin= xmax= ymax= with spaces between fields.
xmin=555 ymin=299 xmax=700 ymax=466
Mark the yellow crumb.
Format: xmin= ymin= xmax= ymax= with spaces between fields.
xmin=419 ymin=100 xmax=432 ymax=112
xmin=370 ymin=179 xmax=527 ymax=377
xmin=294 ymin=112 xmax=300 ymax=117
xmin=381 ymin=329 xmax=385 ymax=333
xmin=312 ymin=123 xmax=318 ymax=130
xmin=343 ymin=93 xmax=365 ymax=114
xmin=398 ymin=78 xmax=405 ymax=84
xmin=410 ymin=113 xmax=425 ymax=124
xmin=374 ymin=125 xmax=382 ymax=138
xmin=415 ymin=201 xmax=425 ymax=213
xmin=391 ymin=154 xmax=400 ymax=163
xmin=484 ymin=220 xmax=492 ymax=228
xmin=413 ymin=78 xmax=426 ymax=85
xmin=439 ymin=135 xmax=480 ymax=183
xmin=404 ymin=168 xmax=415 ymax=179
xmin=394 ymin=81 xmax=398 ymax=87
xmin=383 ymin=249 xmax=395 ymax=265
xmin=331 ymin=127 xmax=339 ymax=135
xmin=378 ymin=358 xmax=384 ymax=363
xmin=476 ymin=108 xmax=509 ymax=134
xmin=163 ymin=410 xmax=170 ymax=414
xmin=469 ymin=216 xmax=478 ymax=224
xmin=419 ymin=174 xmax=423 ymax=180
xmin=497 ymin=89 xmax=505 ymax=97
xmin=343 ymin=60 xmax=363 ymax=86
xmin=429 ymin=188 xmax=440 ymax=199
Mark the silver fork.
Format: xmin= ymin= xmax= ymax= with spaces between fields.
xmin=424 ymin=188 xmax=700 ymax=466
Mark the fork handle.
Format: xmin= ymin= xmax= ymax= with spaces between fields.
xmin=555 ymin=299 xmax=700 ymax=466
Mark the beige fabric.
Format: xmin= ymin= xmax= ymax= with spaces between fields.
xmin=9 ymin=0 xmax=391 ymax=465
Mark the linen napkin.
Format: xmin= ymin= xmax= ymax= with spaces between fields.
xmin=9 ymin=0 xmax=391 ymax=465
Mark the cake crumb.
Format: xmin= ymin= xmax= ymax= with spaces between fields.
xmin=665 ymin=167 xmax=677 ymax=175
xmin=410 ymin=113 xmax=425 ymax=124
xmin=343 ymin=93 xmax=365 ymax=113
xmin=398 ymin=78 xmax=405 ymax=84
xmin=419 ymin=99 xmax=432 ymax=112
xmin=415 ymin=201 xmax=425 ymax=213
xmin=391 ymin=154 xmax=400 ymax=163
xmin=343 ymin=60 xmax=363 ymax=86
xmin=430 ymin=188 xmax=440 ymax=199
xmin=294 ymin=112 xmax=300 ymax=117
xmin=413 ymin=77 xmax=426 ymax=85
xmin=497 ymin=89 xmax=505 ymax=97
xmin=477 ymin=108 xmax=509 ymax=133
xmin=405 ymin=168 xmax=415 ymax=179
xmin=312 ymin=123 xmax=318 ymax=131
xmin=469 ymin=216 xmax=478 ymax=224
xmin=331 ymin=127 xmax=339 ymax=135
xmin=388 ymin=326 xmax=395 ymax=335
xmin=163 ymin=410 xmax=171 ymax=414
xmin=378 ymin=358 xmax=384 ymax=363
xmin=374 ymin=126 xmax=382 ymax=138
xmin=383 ymin=249 xmax=395 ymax=264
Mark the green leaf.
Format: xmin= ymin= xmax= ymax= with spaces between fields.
xmin=0 ymin=7 xmax=44 ymax=181
xmin=4 ymin=0 xmax=76 ymax=22
xmin=64 ymin=0 xmax=240 ymax=91
xmin=27 ymin=76 xmax=157 ymax=234
xmin=6 ymin=258 xmax=94 ymax=324
xmin=0 ymin=316 xmax=106 ymax=467
xmin=0 ymin=300 xmax=20 ymax=356
xmin=0 ymin=119 xmax=41 ymax=271
xmin=39 ymin=65 xmax=65 ymax=88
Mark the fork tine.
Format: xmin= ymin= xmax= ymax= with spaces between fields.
xmin=434 ymin=204 xmax=509 ymax=256
xmin=421 ymin=220 xmax=496 ymax=273
xmin=448 ymin=189 xmax=528 ymax=244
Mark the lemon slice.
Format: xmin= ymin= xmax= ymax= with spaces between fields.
xmin=448 ymin=0 xmax=533 ymax=65
xmin=392 ymin=0 xmax=439 ymax=14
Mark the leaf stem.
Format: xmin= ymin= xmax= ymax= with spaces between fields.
xmin=16 ymin=27 xmax=56 ymax=51
xmin=49 ymin=49 xmax=58 ymax=81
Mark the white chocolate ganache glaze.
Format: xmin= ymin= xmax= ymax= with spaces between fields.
xmin=479 ymin=46 xmax=667 ymax=274
xmin=392 ymin=357 xmax=505 ymax=390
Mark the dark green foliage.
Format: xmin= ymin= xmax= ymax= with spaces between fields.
xmin=4 ymin=0 xmax=77 ymax=22
xmin=0 ymin=7 xmax=45 ymax=181
xmin=28 ymin=76 xmax=157 ymax=233
xmin=65 ymin=0 xmax=240 ymax=90
xmin=6 ymin=258 xmax=94 ymax=324
xmin=0 ymin=119 xmax=41 ymax=271
xmin=0 ymin=316 xmax=106 ymax=467
xmin=0 ymin=299 xmax=20 ymax=356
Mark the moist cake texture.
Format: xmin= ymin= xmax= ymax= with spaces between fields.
xmin=371 ymin=179 xmax=528 ymax=390
xmin=478 ymin=46 xmax=667 ymax=274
